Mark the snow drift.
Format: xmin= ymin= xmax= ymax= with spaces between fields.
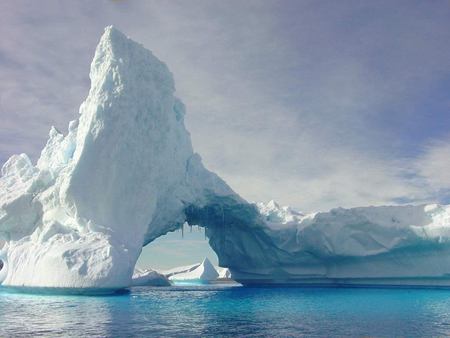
xmin=2 ymin=26 xmax=450 ymax=290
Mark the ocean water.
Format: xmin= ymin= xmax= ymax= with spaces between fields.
xmin=2 ymin=285 xmax=450 ymax=337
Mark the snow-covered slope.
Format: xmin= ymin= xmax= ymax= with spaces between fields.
xmin=3 ymin=26 xmax=450 ymax=290
xmin=169 ymin=258 xmax=219 ymax=282
xmin=131 ymin=268 xmax=170 ymax=287
xmin=0 ymin=26 xmax=238 ymax=290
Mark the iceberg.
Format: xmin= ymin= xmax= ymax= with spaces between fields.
xmin=0 ymin=26 xmax=237 ymax=290
xmin=169 ymin=258 xmax=219 ymax=283
xmin=131 ymin=268 xmax=170 ymax=287
xmin=214 ymin=201 xmax=450 ymax=287
xmin=2 ymin=26 xmax=450 ymax=290
xmin=163 ymin=259 xmax=233 ymax=282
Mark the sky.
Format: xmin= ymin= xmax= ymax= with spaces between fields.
xmin=1 ymin=1 xmax=450 ymax=268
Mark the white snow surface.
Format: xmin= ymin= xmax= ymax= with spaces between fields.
xmin=3 ymin=26 xmax=450 ymax=290
xmin=256 ymin=200 xmax=305 ymax=229
xmin=169 ymin=258 xmax=219 ymax=282
xmin=256 ymin=201 xmax=450 ymax=258
xmin=131 ymin=268 xmax=170 ymax=287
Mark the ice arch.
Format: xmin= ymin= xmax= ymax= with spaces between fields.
xmin=0 ymin=26 xmax=253 ymax=290
xmin=2 ymin=27 xmax=450 ymax=291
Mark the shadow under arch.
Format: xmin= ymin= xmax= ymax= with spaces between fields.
xmin=178 ymin=195 xmax=285 ymax=277
xmin=137 ymin=194 xmax=280 ymax=281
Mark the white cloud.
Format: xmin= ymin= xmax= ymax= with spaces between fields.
xmin=414 ymin=137 xmax=450 ymax=194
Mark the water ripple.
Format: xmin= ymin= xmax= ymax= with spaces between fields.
xmin=2 ymin=285 xmax=450 ymax=337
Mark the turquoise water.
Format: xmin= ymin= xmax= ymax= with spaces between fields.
xmin=2 ymin=285 xmax=450 ymax=337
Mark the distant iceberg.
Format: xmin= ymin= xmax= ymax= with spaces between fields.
xmin=162 ymin=262 xmax=202 ymax=279
xmin=162 ymin=258 xmax=233 ymax=283
xmin=169 ymin=258 xmax=219 ymax=283
xmin=131 ymin=268 xmax=170 ymax=287
xmin=2 ymin=26 xmax=450 ymax=291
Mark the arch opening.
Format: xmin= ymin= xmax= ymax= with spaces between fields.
xmin=134 ymin=222 xmax=233 ymax=285
xmin=134 ymin=195 xmax=274 ymax=286
xmin=136 ymin=223 xmax=219 ymax=272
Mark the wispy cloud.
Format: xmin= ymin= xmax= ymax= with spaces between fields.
xmin=412 ymin=135 xmax=450 ymax=202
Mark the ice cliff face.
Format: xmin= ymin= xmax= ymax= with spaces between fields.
xmin=212 ymin=201 xmax=450 ymax=286
xmin=2 ymin=26 xmax=450 ymax=290
xmin=0 ymin=26 xmax=238 ymax=289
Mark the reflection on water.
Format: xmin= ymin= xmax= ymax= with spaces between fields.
xmin=2 ymin=285 xmax=450 ymax=336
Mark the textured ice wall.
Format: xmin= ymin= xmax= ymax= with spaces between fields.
xmin=0 ymin=26 xmax=238 ymax=289
xmin=207 ymin=200 xmax=450 ymax=285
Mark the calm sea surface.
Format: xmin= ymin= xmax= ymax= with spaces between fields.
xmin=2 ymin=284 xmax=450 ymax=337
